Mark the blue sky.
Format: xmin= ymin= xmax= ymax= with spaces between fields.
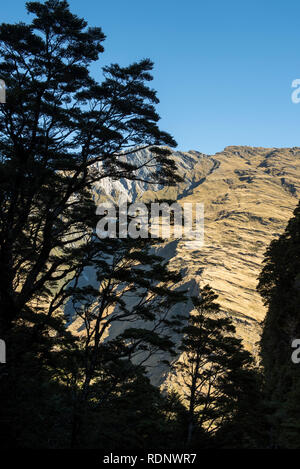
xmin=2 ymin=0 xmax=300 ymax=154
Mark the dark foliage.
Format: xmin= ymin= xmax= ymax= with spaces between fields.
xmin=257 ymin=201 xmax=300 ymax=448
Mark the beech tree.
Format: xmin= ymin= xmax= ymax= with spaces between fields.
xmin=0 ymin=0 xmax=185 ymax=448
xmin=0 ymin=0 xmax=181 ymax=337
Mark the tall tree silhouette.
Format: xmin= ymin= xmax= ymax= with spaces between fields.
xmin=0 ymin=0 xmax=180 ymax=337
xmin=0 ymin=0 xmax=184 ymax=448
xmin=173 ymin=285 xmax=256 ymax=447
xmin=258 ymin=201 xmax=300 ymax=448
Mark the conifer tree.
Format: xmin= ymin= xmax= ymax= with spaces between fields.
xmin=0 ymin=0 xmax=183 ymax=448
xmin=0 ymin=0 xmax=180 ymax=337
xmin=173 ymin=284 xmax=257 ymax=447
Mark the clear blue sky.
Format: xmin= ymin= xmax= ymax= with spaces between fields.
xmin=2 ymin=0 xmax=300 ymax=154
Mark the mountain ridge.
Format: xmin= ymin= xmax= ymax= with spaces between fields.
xmin=68 ymin=145 xmax=300 ymax=384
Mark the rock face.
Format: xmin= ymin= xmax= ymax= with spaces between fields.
xmin=144 ymin=146 xmax=300 ymax=355
xmin=69 ymin=145 xmax=300 ymax=383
